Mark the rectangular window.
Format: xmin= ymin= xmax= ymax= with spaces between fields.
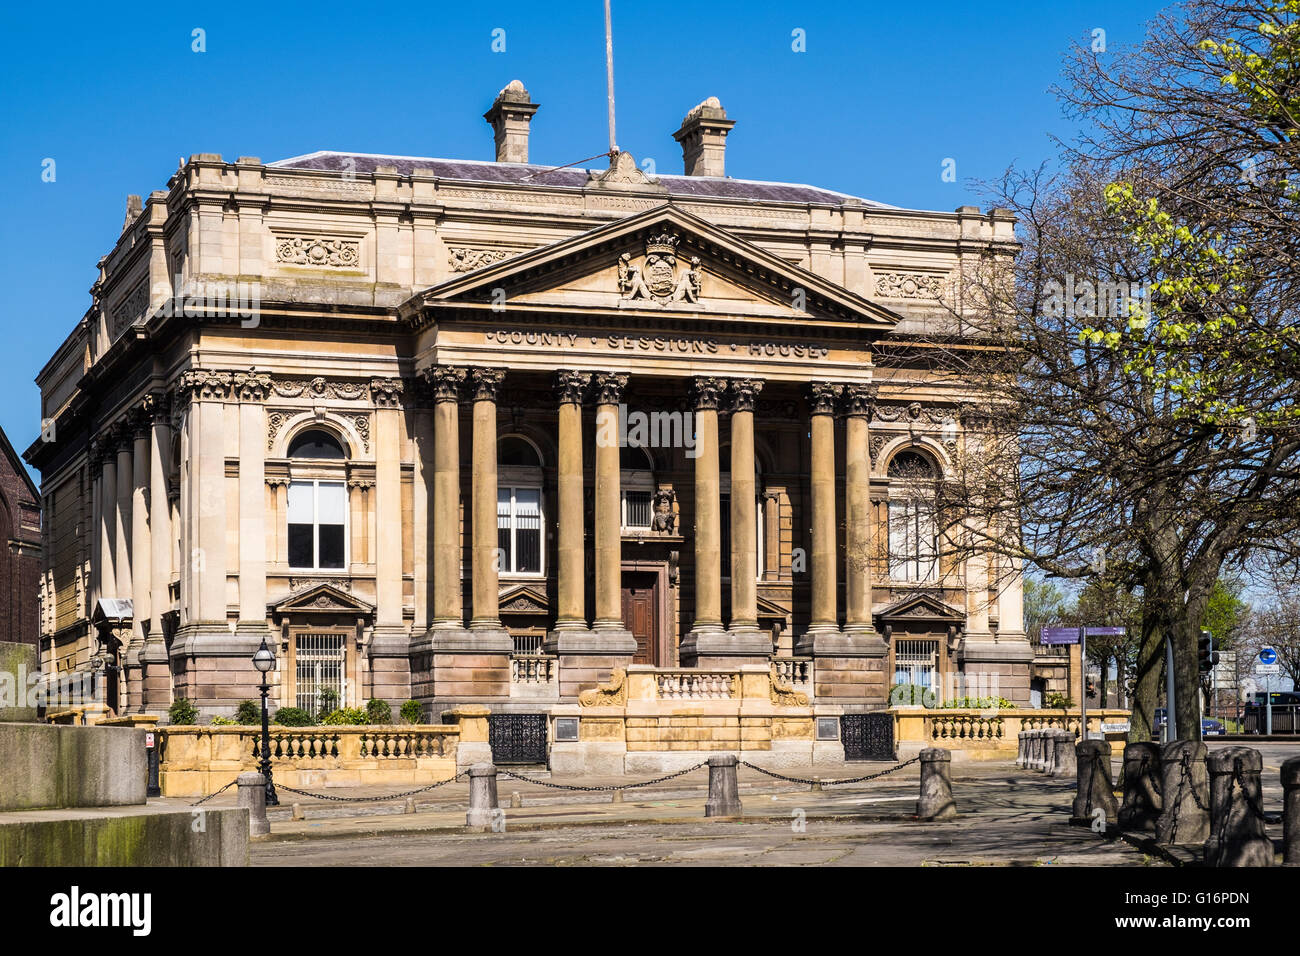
xmin=295 ymin=632 xmax=346 ymax=719
xmin=288 ymin=480 xmax=348 ymax=571
xmin=622 ymin=490 xmax=653 ymax=529
xmin=889 ymin=499 xmax=937 ymax=583
xmin=894 ymin=639 xmax=940 ymax=690
xmin=497 ymin=485 xmax=543 ymax=575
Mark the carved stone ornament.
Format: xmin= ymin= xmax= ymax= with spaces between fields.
xmin=233 ymin=371 xmax=273 ymax=402
xmin=770 ymin=668 xmax=810 ymax=707
xmin=554 ymin=369 xmax=591 ymax=405
xmin=578 ymin=667 xmax=628 ymax=707
xmin=427 ymin=366 xmax=467 ymax=402
xmin=808 ymin=382 xmax=843 ymax=415
xmin=618 ymin=231 xmax=702 ymax=305
xmin=591 ymin=372 xmax=628 ymax=406
xmin=469 ymin=367 xmax=506 ymax=402
xmin=587 ymin=150 xmax=660 ymax=189
xmin=276 ymin=236 xmax=360 ymax=269
xmin=447 ymin=247 xmax=524 ymax=273
xmin=729 ymin=378 xmax=765 ymax=413
xmin=271 ymin=377 xmax=367 ymax=401
xmin=177 ymin=369 xmax=233 ymax=402
xmin=690 ymin=376 xmax=728 ymax=411
xmin=874 ymin=271 xmax=946 ymax=300
xmin=369 ymin=377 xmax=404 ymax=408
xmin=652 ymin=488 xmax=677 ymax=534
xmin=843 ymin=384 xmax=876 ymax=418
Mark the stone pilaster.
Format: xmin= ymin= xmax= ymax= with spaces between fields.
xmin=369 ymin=375 xmax=410 ymax=701
xmin=235 ymin=373 xmax=271 ymax=647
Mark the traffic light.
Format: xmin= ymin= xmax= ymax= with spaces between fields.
xmin=1197 ymin=630 xmax=1213 ymax=674
xmin=1086 ymin=677 xmax=1097 ymax=698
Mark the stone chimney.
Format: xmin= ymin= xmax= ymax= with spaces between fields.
xmin=673 ymin=97 xmax=735 ymax=177
xmin=484 ymin=80 xmax=539 ymax=164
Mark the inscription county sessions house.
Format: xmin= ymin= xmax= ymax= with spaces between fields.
xmin=26 ymin=82 xmax=1037 ymax=723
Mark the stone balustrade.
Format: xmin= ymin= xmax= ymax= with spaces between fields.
xmin=157 ymin=724 xmax=460 ymax=797
xmin=511 ymin=655 xmax=556 ymax=685
xmin=772 ymin=657 xmax=813 ymax=692
xmin=654 ymin=670 xmax=739 ymax=700
xmin=895 ymin=708 xmax=1131 ymax=760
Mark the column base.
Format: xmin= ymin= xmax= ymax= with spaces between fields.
xmin=169 ymin=622 xmax=271 ymax=719
xmin=679 ymin=626 xmax=771 ymax=668
xmin=426 ymin=627 xmax=514 ymax=654
xmin=546 ymin=627 xmax=637 ymax=699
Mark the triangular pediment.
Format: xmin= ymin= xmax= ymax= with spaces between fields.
xmin=403 ymin=205 xmax=901 ymax=331
xmin=499 ymin=583 xmax=549 ymax=614
xmin=874 ymin=592 xmax=966 ymax=624
xmin=271 ymin=583 xmax=374 ymax=616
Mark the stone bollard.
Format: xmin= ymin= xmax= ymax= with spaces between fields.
xmin=404 ymin=797 xmax=416 ymax=814
xmin=1052 ymin=732 xmax=1077 ymax=778
xmin=466 ymin=762 xmax=500 ymax=829
xmin=1205 ymin=747 xmax=1272 ymax=867
xmin=611 ymin=789 xmax=624 ymax=803
xmin=917 ymin=748 xmax=956 ymax=821
xmin=1156 ymin=740 xmax=1210 ymax=846
xmin=1043 ymin=731 xmax=1058 ymax=775
xmin=1025 ymin=731 xmax=1039 ymax=771
xmin=236 ymin=772 xmax=270 ymax=839
xmin=1016 ymin=731 xmax=1028 ymax=769
xmin=510 ymin=791 xmax=522 ymax=809
xmin=1118 ymin=742 xmax=1162 ymax=833
xmin=1036 ymin=731 xmax=1051 ymax=772
xmin=291 ymin=803 xmax=303 ymax=822
xmin=1283 ymin=756 xmax=1300 ymax=866
xmin=705 ymin=754 xmax=743 ymax=817
xmin=1071 ymin=739 xmax=1118 ymax=826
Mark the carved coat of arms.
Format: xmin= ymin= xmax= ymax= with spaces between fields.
xmin=618 ymin=233 xmax=702 ymax=304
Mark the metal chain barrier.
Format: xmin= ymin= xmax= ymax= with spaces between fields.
xmin=497 ymin=762 xmax=708 ymax=792
xmin=273 ymin=770 xmax=471 ymax=803
xmin=738 ymin=755 xmax=920 ymax=787
xmin=190 ymin=779 xmax=239 ymax=807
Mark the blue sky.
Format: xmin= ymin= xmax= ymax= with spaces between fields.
xmin=0 ymin=0 xmax=1169 ymax=469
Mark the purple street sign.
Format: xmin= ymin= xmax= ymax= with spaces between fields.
xmin=1085 ymin=627 xmax=1127 ymax=637
xmin=1040 ymin=627 xmax=1080 ymax=645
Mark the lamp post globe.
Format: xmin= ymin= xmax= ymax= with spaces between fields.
xmin=251 ymin=637 xmax=279 ymax=806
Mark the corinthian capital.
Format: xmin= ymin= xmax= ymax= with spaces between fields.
xmin=808 ymin=382 xmax=843 ymax=416
xmin=591 ymin=372 xmax=628 ymax=406
xmin=369 ymin=376 xmax=405 ymax=408
xmin=690 ymin=376 xmax=727 ymax=411
xmin=729 ymin=378 xmax=764 ymax=413
xmin=469 ymin=367 xmax=506 ymax=402
xmin=843 ymin=384 xmax=876 ymax=418
xmin=425 ymin=366 xmax=467 ymax=403
xmin=555 ymin=369 xmax=591 ymax=406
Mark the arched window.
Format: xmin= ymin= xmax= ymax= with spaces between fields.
xmin=887 ymin=449 xmax=939 ymax=583
xmin=498 ymin=435 xmax=543 ymax=576
xmin=288 ymin=429 xmax=347 ymax=460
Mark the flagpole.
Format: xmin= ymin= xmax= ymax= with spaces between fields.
xmin=605 ymin=0 xmax=618 ymax=154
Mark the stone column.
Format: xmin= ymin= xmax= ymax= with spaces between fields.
xmin=143 ymin=394 xmax=172 ymax=711
xmin=371 ymin=377 xmax=405 ymax=634
xmin=469 ymin=368 xmax=506 ymax=632
xmin=235 ymin=374 xmax=270 ymax=642
xmin=126 ymin=410 xmax=152 ymax=711
xmin=843 ymin=385 xmax=877 ymax=640
xmin=592 ymin=372 xmax=628 ymax=632
xmin=678 ymin=377 xmax=727 ymax=666
xmin=115 ymin=428 xmax=133 ymax=605
xmin=429 ymin=367 xmax=465 ymax=629
xmin=552 ymin=370 xmax=590 ymax=632
xmin=728 ymin=379 xmax=762 ymax=633
xmin=98 ymin=437 xmax=117 ymax=599
xmin=808 ymin=383 xmax=841 ymax=633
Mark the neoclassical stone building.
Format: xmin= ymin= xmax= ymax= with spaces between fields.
xmin=26 ymin=83 xmax=1028 ymax=729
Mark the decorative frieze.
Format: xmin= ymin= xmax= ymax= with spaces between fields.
xmin=275 ymin=235 xmax=361 ymax=269
xmin=111 ymin=280 xmax=150 ymax=337
xmin=871 ymin=401 xmax=955 ymax=426
xmin=874 ymin=271 xmax=946 ymax=300
xmin=447 ymin=247 xmax=525 ymax=273
xmin=270 ymin=377 xmax=367 ymax=401
xmin=349 ymin=413 xmax=371 ymax=452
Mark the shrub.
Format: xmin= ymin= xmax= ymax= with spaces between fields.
xmin=320 ymin=707 xmax=368 ymax=725
xmin=210 ymin=715 xmax=239 ymax=725
xmin=399 ymin=700 xmax=423 ymax=725
xmin=888 ymin=683 xmax=937 ymax=708
xmin=168 ymin=697 xmax=199 ymax=725
xmin=941 ymin=696 xmax=1015 ymax=710
xmin=318 ymin=688 xmax=340 ymax=714
xmin=235 ymin=699 xmax=261 ymax=725
xmin=272 ymin=707 xmax=313 ymax=727
xmin=366 ymin=698 xmax=392 ymax=724
xmin=1045 ymin=692 xmax=1074 ymax=709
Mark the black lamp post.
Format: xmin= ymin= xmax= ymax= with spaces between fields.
xmin=252 ymin=637 xmax=279 ymax=806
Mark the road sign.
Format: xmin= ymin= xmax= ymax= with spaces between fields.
xmin=1259 ymin=647 xmax=1278 ymax=665
xmin=1040 ymin=626 xmax=1079 ymax=645
xmin=1085 ymin=626 xmax=1127 ymax=637
xmin=1255 ymin=664 xmax=1281 ymax=676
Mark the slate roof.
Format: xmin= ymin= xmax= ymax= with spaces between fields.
xmin=269 ymin=151 xmax=896 ymax=208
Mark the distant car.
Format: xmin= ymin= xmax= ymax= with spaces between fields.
xmin=1152 ymin=709 xmax=1224 ymax=737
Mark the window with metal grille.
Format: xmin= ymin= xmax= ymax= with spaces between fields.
xmin=622 ymin=490 xmax=653 ymax=529
xmin=893 ymin=639 xmax=939 ymax=689
xmin=296 ymin=632 xmax=346 ymax=719
xmin=497 ymin=486 xmax=542 ymax=574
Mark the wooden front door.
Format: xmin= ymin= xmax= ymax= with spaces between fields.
xmin=622 ymin=571 xmax=660 ymax=665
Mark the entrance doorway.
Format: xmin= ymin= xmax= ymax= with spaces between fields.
xmin=622 ymin=571 xmax=661 ymax=665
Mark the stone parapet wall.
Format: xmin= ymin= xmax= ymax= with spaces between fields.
xmin=157 ymin=724 xmax=459 ymax=797
xmin=894 ymin=707 xmax=1132 ymax=760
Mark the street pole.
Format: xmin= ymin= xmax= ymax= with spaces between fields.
xmin=1266 ymin=673 xmax=1273 ymax=737
xmin=1080 ymin=626 xmax=1087 ymax=741
xmin=1164 ymin=636 xmax=1177 ymax=742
